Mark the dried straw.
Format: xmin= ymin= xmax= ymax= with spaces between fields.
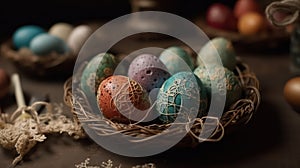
xmin=63 ymin=61 xmax=260 ymax=148
xmin=0 ymin=40 xmax=76 ymax=77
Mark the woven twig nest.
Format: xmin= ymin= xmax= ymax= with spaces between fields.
xmin=0 ymin=40 xmax=76 ymax=78
xmin=63 ymin=61 xmax=260 ymax=148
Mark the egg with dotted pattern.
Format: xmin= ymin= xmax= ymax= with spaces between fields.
xmin=128 ymin=53 xmax=171 ymax=92
xmin=97 ymin=75 xmax=151 ymax=123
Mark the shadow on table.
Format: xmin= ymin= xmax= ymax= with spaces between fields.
xmin=118 ymin=98 xmax=284 ymax=167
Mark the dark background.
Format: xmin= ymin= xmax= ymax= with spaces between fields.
xmin=0 ymin=0 xmax=243 ymax=41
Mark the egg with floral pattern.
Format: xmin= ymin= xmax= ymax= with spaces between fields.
xmin=80 ymin=53 xmax=117 ymax=101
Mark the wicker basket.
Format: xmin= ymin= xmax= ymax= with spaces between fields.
xmin=0 ymin=40 xmax=76 ymax=78
xmin=63 ymin=60 xmax=260 ymax=148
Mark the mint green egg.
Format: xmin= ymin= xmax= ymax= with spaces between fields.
xmin=197 ymin=37 xmax=237 ymax=71
xmin=194 ymin=65 xmax=242 ymax=108
xmin=159 ymin=46 xmax=194 ymax=75
xmin=80 ymin=53 xmax=117 ymax=99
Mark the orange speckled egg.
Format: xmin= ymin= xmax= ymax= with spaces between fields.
xmin=97 ymin=75 xmax=151 ymax=122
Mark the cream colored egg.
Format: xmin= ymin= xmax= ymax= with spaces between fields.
xmin=67 ymin=25 xmax=93 ymax=54
xmin=48 ymin=22 xmax=74 ymax=42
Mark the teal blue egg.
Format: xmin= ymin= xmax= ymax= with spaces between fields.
xmin=80 ymin=53 xmax=117 ymax=100
xmin=12 ymin=25 xmax=45 ymax=50
xmin=159 ymin=46 xmax=194 ymax=75
xmin=197 ymin=37 xmax=237 ymax=71
xmin=193 ymin=65 xmax=242 ymax=108
xmin=156 ymin=71 xmax=208 ymax=123
xmin=29 ymin=33 xmax=68 ymax=55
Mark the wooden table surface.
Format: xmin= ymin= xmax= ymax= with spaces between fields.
xmin=0 ymin=34 xmax=299 ymax=168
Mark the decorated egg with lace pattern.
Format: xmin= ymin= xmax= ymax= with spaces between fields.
xmin=193 ymin=65 xmax=242 ymax=108
xmin=97 ymin=75 xmax=151 ymax=123
xmin=156 ymin=71 xmax=208 ymax=123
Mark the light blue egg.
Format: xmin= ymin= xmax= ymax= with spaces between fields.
xmin=12 ymin=25 xmax=45 ymax=49
xmin=29 ymin=33 xmax=68 ymax=55
xmin=156 ymin=71 xmax=208 ymax=123
xmin=159 ymin=46 xmax=194 ymax=75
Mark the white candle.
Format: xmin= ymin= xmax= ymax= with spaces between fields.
xmin=11 ymin=73 xmax=26 ymax=108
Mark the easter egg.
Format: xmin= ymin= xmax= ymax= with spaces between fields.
xmin=159 ymin=46 xmax=194 ymax=74
xmin=80 ymin=53 xmax=117 ymax=99
xmin=233 ymin=0 xmax=261 ymax=19
xmin=197 ymin=37 xmax=237 ymax=71
xmin=12 ymin=25 xmax=45 ymax=49
xmin=49 ymin=22 xmax=74 ymax=42
xmin=206 ymin=3 xmax=237 ymax=31
xmin=0 ymin=68 xmax=10 ymax=99
xmin=128 ymin=53 xmax=170 ymax=92
xmin=194 ymin=65 xmax=242 ymax=108
xmin=29 ymin=33 xmax=69 ymax=55
xmin=67 ymin=25 xmax=93 ymax=54
xmin=237 ymin=12 xmax=266 ymax=36
xmin=283 ymin=77 xmax=300 ymax=112
xmin=97 ymin=75 xmax=151 ymax=122
xmin=156 ymin=71 xmax=208 ymax=123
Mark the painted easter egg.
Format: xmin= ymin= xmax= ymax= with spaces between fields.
xmin=194 ymin=65 xmax=242 ymax=108
xmin=197 ymin=37 xmax=237 ymax=71
xmin=97 ymin=75 xmax=151 ymax=123
xmin=156 ymin=71 xmax=208 ymax=123
xmin=80 ymin=52 xmax=117 ymax=99
xmin=128 ymin=53 xmax=170 ymax=92
xmin=159 ymin=46 xmax=194 ymax=74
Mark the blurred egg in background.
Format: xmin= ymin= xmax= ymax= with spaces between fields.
xmin=48 ymin=22 xmax=74 ymax=42
xmin=67 ymin=25 xmax=93 ymax=54
xmin=29 ymin=33 xmax=69 ymax=55
xmin=12 ymin=25 xmax=45 ymax=50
